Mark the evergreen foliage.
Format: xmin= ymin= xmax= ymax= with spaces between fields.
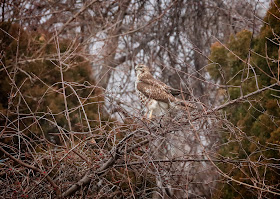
xmin=0 ymin=22 xmax=104 ymax=145
xmin=208 ymin=1 xmax=280 ymax=198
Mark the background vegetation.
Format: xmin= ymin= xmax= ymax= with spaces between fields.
xmin=0 ymin=0 xmax=279 ymax=198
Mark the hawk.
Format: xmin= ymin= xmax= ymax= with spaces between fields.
xmin=135 ymin=64 xmax=196 ymax=118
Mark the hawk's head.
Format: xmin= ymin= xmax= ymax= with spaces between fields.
xmin=135 ymin=64 xmax=150 ymax=76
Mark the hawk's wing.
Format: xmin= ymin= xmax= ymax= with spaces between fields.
xmin=136 ymin=81 xmax=175 ymax=104
xmin=139 ymin=77 xmax=189 ymax=97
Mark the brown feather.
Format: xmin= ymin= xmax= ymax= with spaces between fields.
xmin=139 ymin=74 xmax=190 ymax=97
xmin=136 ymin=81 xmax=176 ymax=104
xmin=135 ymin=64 xmax=196 ymax=111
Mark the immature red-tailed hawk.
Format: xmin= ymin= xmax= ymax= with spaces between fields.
xmin=135 ymin=64 xmax=196 ymax=118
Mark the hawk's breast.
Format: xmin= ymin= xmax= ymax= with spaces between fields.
xmin=135 ymin=79 xmax=150 ymax=105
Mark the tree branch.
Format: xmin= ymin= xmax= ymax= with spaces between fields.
xmin=0 ymin=146 xmax=61 ymax=197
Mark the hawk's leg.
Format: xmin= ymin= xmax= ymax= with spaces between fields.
xmin=148 ymin=109 xmax=154 ymax=119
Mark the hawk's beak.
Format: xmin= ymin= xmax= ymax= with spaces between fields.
xmin=135 ymin=64 xmax=147 ymax=72
xmin=135 ymin=65 xmax=140 ymax=71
